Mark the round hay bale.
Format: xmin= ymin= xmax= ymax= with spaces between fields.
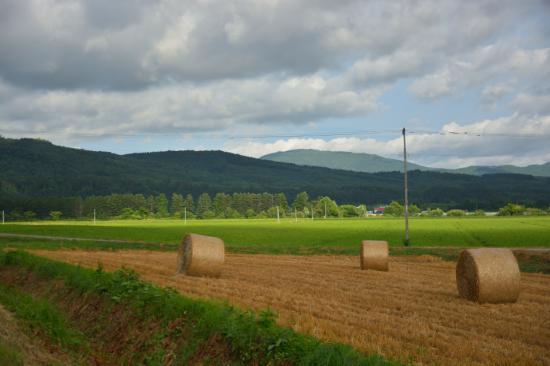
xmin=456 ymin=248 xmax=520 ymax=304
xmin=177 ymin=233 xmax=225 ymax=277
xmin=360 ymin=240 xmax=389 ymax=271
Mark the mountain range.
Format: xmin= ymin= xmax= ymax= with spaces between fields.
xmin=261 ymin=149 xmax=550 ymax=177
xmin=1 ymin=137 xmax=550 ymax=209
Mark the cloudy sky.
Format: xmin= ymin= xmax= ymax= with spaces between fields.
xmin=1 ymin=0 xmax=549 ymax=168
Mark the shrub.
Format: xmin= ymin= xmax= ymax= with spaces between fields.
xmin=447 ymin=209 xmax=466 ymax=217
xmin=524 ymin=208 xmax=546 ymax=216
xmin=408 ymin=204 xmax=420 ymax=216
xmin=498 ymin=203 xmax=526 ymax=216
xmin=384 ymin=201 xmax=404 ymax=216
xmin=426 ymin=208 xmax=444 ymax=217
xmin=340 ymin=205 xmax=360 ymax=217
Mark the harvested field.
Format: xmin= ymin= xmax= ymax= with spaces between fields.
xmin=32 ymin=250 xmax=550 ymax=366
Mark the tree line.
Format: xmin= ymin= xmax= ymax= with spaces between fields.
xmin=2 ymin=193 xmax=548 ymax=222
xmin=0 ymin=191 xmax=369 ymax=221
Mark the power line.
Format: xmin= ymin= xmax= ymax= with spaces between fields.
xmin=226 ymin=130 xmax=401 ymax=140
xmin=409 ymin=130 xmax=550 ymax=138
xmin=47 ymin=129 xmax=550 ymax=140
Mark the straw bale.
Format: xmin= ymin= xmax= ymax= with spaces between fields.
xmin=360 ymin=240 xmax=389 ymax=271
xmin=456 ymin=248 xmax=520 ymax=303
xmin=177 ymin=233 xmax=225 ymax=277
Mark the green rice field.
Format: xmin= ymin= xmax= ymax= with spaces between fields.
xmin=1 ymin=216 xmax=549 ymax=254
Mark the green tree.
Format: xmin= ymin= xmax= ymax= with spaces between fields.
xmin=447 ymin=209 xmax=466 ymax=217
xmin=202 ymin=210 xmax=216 ymax=219
xmin=214 ymin=193 xmax=231 ymax=216
xmin=276 ymin=193 xmax=288 ymax=211
xmin=426 ymin=208 xmax=444 ymax=217
xmin=385 ymin=201 xmax=404 ymax=216
xmin=223 ymin=207 xmax=241 ymax=219
xmin=340 ymin=205 xmax=359 ymax=217
xmin=197 ymin=193 xmax=212 ymax=218
xmin=23 ymin=211 xmax=36 ymax=221
xmin=498 ymin=203 xmax=526 ymax=216
xmin=156 ymin=194 xmax=169 ymax=217
xmin=525 ymin=207 xmax=546 ymax=216
xmin=408 ymin=204 xmax=420 ymax=216
xmin=171 ymin=193 xmax=184 ymax=217
xmin=292 ymin=192 xmax=309 ymax=211
xmin=184 ymin=194 xmax=194 ymax=214
xmin=49 ymin=211 xmax=62 ymax=220
xmin=146 ymin=195 xmax=156 ymax=216
xmin=119 ymin=208 xmax=140 ymax=219
xmin=316 ymin=196 xmax=339 ymax=217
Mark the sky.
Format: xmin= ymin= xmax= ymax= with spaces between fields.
xmin=1 ymin=0 xmax=550 ymax=168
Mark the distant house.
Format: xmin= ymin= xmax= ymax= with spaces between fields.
xmin=373 ymin=207 xmax=385 ymax=215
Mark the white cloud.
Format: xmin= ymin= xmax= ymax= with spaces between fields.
xmin=481 ymin=84 xmax=512 ymax=106
xmin=410 ymin=45 xmax=550 ymax=100
xmin=0 ymin=75 xmax=382 ymax=140
xmin=409 ymin=69 xmax=453 ymax=99
xmin=512 ymin=93 xmax=550 ymax=114
xmin=0 ymin=0 xmax=549 ymax=168
xmin=227 ymin=113 xmax=550 ymax=168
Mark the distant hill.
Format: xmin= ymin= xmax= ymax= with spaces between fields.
xmin=261 ymin=149 xmax=429 ymax=173
xmin=1 ymin=137 xmax=550 ymax=209
xmin=261 ymin=149 xmax=550 ymax=177
xmin=450 ymin=163 xmax=550 ymax=177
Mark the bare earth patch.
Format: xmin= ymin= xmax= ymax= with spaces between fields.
xmin=31 ymin=249 xmax=550 ymax=366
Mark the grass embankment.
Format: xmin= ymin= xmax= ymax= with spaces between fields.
xmin=0 ymin=343 xmax=22 ymax=366
xmin=1 ymin=216 xmax=550 ymax=251
xmin=0 ymin=250 xmax=398 ymax=366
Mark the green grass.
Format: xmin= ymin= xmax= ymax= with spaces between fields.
xmin=0 ymin=238 xmax=176 ymax=252
xmin=1 ymin=216 xmax=549 ymax=254
xmin=0 ymin=342 xmax=23 ymax=366
xmin=0 ymin=283 xmax=87 ymax=352
xmin=0 ymin=250 xmax=398 ymax=366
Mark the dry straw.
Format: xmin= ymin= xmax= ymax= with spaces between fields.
xmin=456 ymin=248 xmax=520 ymax=304
xmin=176 ymin=233 xmax=225 ymax=277
xmin=360 ymin=240 xmax=389 ymax=271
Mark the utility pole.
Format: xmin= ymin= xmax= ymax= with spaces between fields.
xmin=311 ymin=206 xmax=314 ymax=220
xmin=1 ymin=210 xmax=4 ymax=224
xmin=93 ymin=208 xmax=96 ymax=225
xmin=403 ymin=128 xmax=409 ymax=246
xmin=295 ymin=207 xmax=297 ymax=223
xmin=184 ymin=207 xmax=187 ymax=224
xmin=324 ymin=202 xmax=327 ymax=219
xmin=276 ymin=206 xmax=280 ymax=223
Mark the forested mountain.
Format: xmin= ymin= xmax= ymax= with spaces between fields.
xmin=450 ymin=163 xmax=550 ymax=177
xmin=261 ymin=149 xmax=429 ymax=173
xmin=1 ymin=137 xmax=550 ymax=210
xmin=261 ymin=149 xmax=550 ymax=177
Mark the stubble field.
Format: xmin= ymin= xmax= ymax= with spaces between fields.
xmin=31 ymin=249 xmax=550 ymax=366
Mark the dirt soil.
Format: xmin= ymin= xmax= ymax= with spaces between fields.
xmin=31 ymin=250 xmax=550 ymax=366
